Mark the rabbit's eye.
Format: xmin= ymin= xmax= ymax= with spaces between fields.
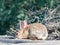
xmin=15 ymin=31 xmax=18 ymax=34
xmin=16 ymin=32 xmax=18 ymax=35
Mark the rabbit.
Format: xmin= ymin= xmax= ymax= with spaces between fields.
xmin=15 ymin=23 xmax=48 ymax=40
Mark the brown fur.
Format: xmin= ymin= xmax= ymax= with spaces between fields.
xmin=15 ymin=23 xmax=48 ymax=40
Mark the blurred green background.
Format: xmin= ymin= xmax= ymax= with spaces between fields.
xmin=0 ymin=0 xmax=60 ymax=35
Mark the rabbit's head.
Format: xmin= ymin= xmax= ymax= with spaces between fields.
xmin=15 ymin=26 xmax=29 ymax=39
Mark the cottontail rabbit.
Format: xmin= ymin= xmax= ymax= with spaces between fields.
xmin=15 ymin=23 xmax=48 ymax=40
